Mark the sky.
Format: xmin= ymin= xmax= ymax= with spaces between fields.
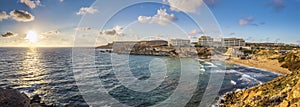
xmin=0 ymin=0 xmax=299 ymax=47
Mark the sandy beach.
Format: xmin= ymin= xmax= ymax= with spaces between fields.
xmin=225 ymin=57 xmax=291 ymax=74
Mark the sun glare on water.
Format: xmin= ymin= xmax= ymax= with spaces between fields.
xmin=26 ymin=30 xmax=38 ymax=43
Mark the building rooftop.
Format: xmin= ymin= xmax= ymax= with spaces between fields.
xmin=170 ymin=39 xmax=190 ymax=41
xmin=223 ymin=38 xmax=245 ymax=41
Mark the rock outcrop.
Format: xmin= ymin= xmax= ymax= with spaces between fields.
xmin=220 ymin=72 xmax=300 ymax=107
xmin=220 ymin=51 xmax=300 ymax=106
xmin=0 ymin=88 xmax=57 ymax=107
xmin=0 ymin=88 xmax=31 ymax=107
xmin=97 ymin=42 xmax=213 ymax=58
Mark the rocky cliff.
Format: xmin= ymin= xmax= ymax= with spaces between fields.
xmin=220 ymin=51 xmax=300 ymax=107
xmin=97 ymin=42 xmax=212 ymax=58
xmin=220 ymin=72 xmax=300 ymax=107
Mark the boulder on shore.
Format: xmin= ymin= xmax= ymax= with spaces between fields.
xmin=0 ymin=88 xmax=31 ymax=107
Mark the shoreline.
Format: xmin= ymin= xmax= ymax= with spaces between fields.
xmin=215 ymin=58 xmax=291 ymax=106
xmin=224 ymin=58 xmax=291 ymax=74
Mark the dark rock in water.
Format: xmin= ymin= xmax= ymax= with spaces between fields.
xmin=0 ymin=88 xmax=31 ymax=107
xmin=31 ymin=94 xmax=42 ymax=104
xmin=0 ymin=88 xmax=60 ymax=107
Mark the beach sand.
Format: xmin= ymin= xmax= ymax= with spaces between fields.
xmin=225 ymin=57 xmax=291 ymax=74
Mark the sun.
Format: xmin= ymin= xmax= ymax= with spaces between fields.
xmin=26 ymin=30 xmax=38 ymax=43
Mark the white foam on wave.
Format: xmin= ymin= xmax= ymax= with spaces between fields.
xmin=231 ymin=70 xmax=263 ymax=84
xmin=230 ymin=80 xmax=237 ymax=85
xmin=203 ymin=62 xmax=218 ymax=68
xmin=237 ymin=64 xmax=282 ymax=76
xmin=209 ymin=70 xmax=263 ymax=84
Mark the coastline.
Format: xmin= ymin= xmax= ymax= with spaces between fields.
xmin=224 ymin=57 xmax=291 ymax=74
xmin=218 ymin=71 xmax=300 ymax=107
xmin=219 ymin=52 xmax=300 ymax=106
xmin=213 ymin=58 xmax=288 ymax=106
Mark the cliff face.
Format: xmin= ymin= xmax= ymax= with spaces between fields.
xmin=281 ymin=77 xmax=300 ymax=106
xmin=98 ymin=42 xmax=213 ymax=58
xmin=220 ymin=72 xmax=300 ymax=107
xmin=220 ymin=51 xmax=300 ymax=107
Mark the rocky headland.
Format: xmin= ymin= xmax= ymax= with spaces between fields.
xmin=220 ymin=51 xmax=300 ymax=106
xmin=97 ymin=41 xmax=212 ymax=58
xmin=0 ymin=88 xmax=88 ymax=107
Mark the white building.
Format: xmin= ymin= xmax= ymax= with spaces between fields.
xmin=198 ymin=36 xmax=214 ymax=47
xmin=223 ymin=38 xmax=245 ymax=47
xmin=169 ymin=39 xmax=191 ymax=47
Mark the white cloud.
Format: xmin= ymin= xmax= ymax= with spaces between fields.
xmin=138 ymin=16 xmax=151 ymax=23
xmin=20 ymin=0 xmax=41 ymax=9
xmin=239 ymin=16 xmax=254 ymax=26
xmin=76 ymin=7 xmax=97 ymax=15
xmin=9 ymin=10 xmax=35 ymax=22
xmin=189 ymin=29 xmax=203 ymax=36
xmin=166 ymin=0 xmax=203 ymax=13
xmin=0 ymin=11 xmax=9 ymax=21
xmin=100 ymin=29 xmax=117 ymax=36
xmin=100 ymin=25 xmax=124 ymax=36
xmin=113 ymin=25 xmax=123 ymax=31
xmin=239 ymin=19 xmax=248 ymax=26
xmin=138 ymin=9 xmax=175 ymax=26
xmin=188 ymin=29 xmax=203 ymax=40
xmin=59 ymin=0 xmax=64 ymax=2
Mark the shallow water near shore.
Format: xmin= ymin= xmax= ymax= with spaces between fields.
xmin=0 ymin=47 xmax=280 ymax=106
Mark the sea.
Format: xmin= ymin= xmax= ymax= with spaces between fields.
xmin=0 ymin=47 xmax=280 ymax=107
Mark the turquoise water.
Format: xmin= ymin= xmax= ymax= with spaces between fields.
xmin=0 ymin=48 xmax=279 ymax=106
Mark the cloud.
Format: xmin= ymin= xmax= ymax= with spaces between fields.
xmin=1 ymin=32 xmax=18 ymax=38
xmin=188 ymin=29 xmax=203 ymax=40
xmin=138 ymin=16 xmax=151 ymax=23
xmin=188 ymin=29 xmax=203 ymax=36
xmin=229 ymin=32 xmax=235 ymax=35
xmin=76 ymin=7 xmax=97 ymax=15
xmin=99 ymin=25 xmax=124 ymax=36
xmin=113 ymin=25 xmax=123 ymax=31
xmin=59 ymin=0 xmax=63 ymax=2
xmin=9 ymin=10 xmax=35 ymax=22
xmin=20 ymin=0 xmax=41 ymax=9
xmin=239 ymin=19 xmax=248 ymax=26
xmin=75 ymin=27 xmax=93 ymax=31
xmin=0 ymin=11 xmax=9 ymax=21
xmin=138 ymin=9 xmax=175 ymax=26
xmin=239 ymin=16 xmax=254 ymax=26
xmin=166 ymin=0 xmax=203 ymax=13
xmin=42 ymin=29 xmax=61 ymax=35
xmin=270 ymin=0 xmax=285 ymax=11
xmin=100 ymin=29 xmax=117 ymax=35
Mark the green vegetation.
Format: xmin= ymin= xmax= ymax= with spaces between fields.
xmin=239 ymin=47 xmax=256 ymax=55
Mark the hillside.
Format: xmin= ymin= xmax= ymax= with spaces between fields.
xmin=220 ymin=51 xmax=300 ymax=106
